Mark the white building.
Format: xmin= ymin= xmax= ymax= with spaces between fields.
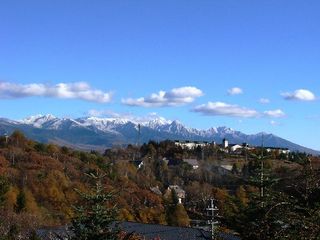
xmin=130 ymin=160 xmax=144 ymax=169
xmin=266 ymin=147 xmax=290 ymax=155
xmin=280 ymin=149 xmax=290 ymax=154
xmin=230 ymin=144 xmax=243 ymax=152
xmin=222 ymin=138 xmax=229 ymax=148
xmin=174 ymin=140 xmax=209 ymax=149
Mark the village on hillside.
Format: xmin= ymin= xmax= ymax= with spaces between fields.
xmin=0 ymin=129 xmax=319 ymax=240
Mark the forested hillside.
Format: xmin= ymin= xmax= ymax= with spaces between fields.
xmin=0 ymin=131 xmax=319 ymax=239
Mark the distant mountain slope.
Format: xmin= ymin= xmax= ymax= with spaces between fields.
xmin=0 ymin=115 xmax=319 ymax=155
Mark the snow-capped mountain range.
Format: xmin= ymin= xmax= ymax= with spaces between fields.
xmin=0 ymin=114 xmax=319 ymax=155
xmin=16 ymin=114 xmax=248 ymax=140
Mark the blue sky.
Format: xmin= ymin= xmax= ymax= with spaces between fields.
xmin=0 ymin=0 xmax=319 ymax=150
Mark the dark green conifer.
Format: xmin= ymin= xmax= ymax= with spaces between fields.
xmin=71 ymin=172 xmax=119 ymax=240
xmin=15 ymin=190 xmax=26 ymax=213
xmin=0 ymin=176 xmax=9 ymax=207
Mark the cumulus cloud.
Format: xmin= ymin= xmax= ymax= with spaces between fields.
xmin=259 ymin=98 xmax=270 ymax=104
xmin=282 ymin=89 xmax=316 ymax=101
xmin=227 ymin=87 xmax=243 ymax=95
xmin=0 ymin=81 xmax=112 ymax=103
xmin=122 ymin=86 xmax=203 ymax=107
xmin=193 ymin=101 xmax=259 ymax=118
xmin=263 ymin=109 xmax=286 ymax=118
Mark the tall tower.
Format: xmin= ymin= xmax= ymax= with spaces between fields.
xmin=222 ymin=138 xmax=228 ymax=148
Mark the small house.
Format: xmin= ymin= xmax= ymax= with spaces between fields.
xmin=130 ymin=160 xmax=144 ymax=169
xmin=182 ymin=158 xmax=199 ymax=169
xmin=150 ymin=186 xmax=162 ymax=195
xmin=167 ymin=185 xmax=186 ymax=204
xmin=230 ymin=144 xmax=243 ymax=152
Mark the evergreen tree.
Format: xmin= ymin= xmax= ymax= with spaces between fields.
xmin=247 ymin=153 xmax=275 ymax=206
xmin=0 ymin=176 xmax=9 ymax=207
xmin=237 ymin=154 xmax=320 ymax=239
xmin=15 ymin=190 xmax=26 ymax=213
xmin=165 ymin=189 xmax=190 ymax=227
xmin=171 ymin=204 xmax=190 ymax=227
xmin=236 ymin=152 xmax=284 ymax=239
xmin=71 ymin=172 xmax=119 ymax=240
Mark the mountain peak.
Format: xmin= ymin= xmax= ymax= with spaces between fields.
xmin=216 ymin=126 xmax=235 ymax=133
xmin=20 ymin=114 xmax=58 ymax=127
xmin=145 ymin=117 xmax=172 ymax=128
xmin=254 ymin=132 xmax=271 ymax=137
xmin=22 ymin=113 xmax=56 ymax=121
xmin=6 ymin=114 xmax=318 ymax=155
xmin=171 ymin=120 xmax=182 ymax=125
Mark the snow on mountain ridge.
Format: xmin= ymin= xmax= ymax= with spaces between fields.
xmin=81 ymin=117 xmax=131 ymax=126
xmin=144 ymin=117 xmax=172 ymax=129
xmin=20 ymin=114 xmax=174 ymax=131
xmin=20 ymin=114 xmax=59 ymax=128
xmin=21 ymin=114 xmax=57 ymax=123
xmin=76 ymin=117 xmax=132 ymax=133
xmin=17 ymin=114 xmax=245 ymax=137
xmin=4 ymin=114 xmax=319 ymax=154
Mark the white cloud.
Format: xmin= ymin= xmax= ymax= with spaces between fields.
xmin=0 ymin=81 xmax=112 ymax=103
xmin=259 ymin=98 xmax=270 ymax=104
xmin=122 ymin=86 xmax=203 ymax=107
xmin=270 ymin=120 xmax=280 ymax=126
xmin=264 ymin=109 xmax=286 ymax=118
xmin=193 ymin=101 xmax=259 ymax=118
xmin=282 ymin=89 xmax=316 ymax=101
xmin=227 ymin=87 xmax=243 ymax=95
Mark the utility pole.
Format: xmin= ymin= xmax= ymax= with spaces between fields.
xmin=202 ymin=147 xmax=204 ymax=161
xmin=245 ymin=136 xmax=248 ymax=163
xmin=206 ymin=198 xmax=219 ymax=240
xmin=137 ymin=124 xmax=141 ymax=147
xmin=136 ymin=124 xmax=141 ymax=159
xmin=260 ymin=134 xmax=264 ymax=207
xmin=4 ymin=132 xmax=8 ymax=144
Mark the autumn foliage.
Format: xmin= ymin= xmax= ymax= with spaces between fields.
xmin=0 ymin=131 xmax=319 ymax=239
